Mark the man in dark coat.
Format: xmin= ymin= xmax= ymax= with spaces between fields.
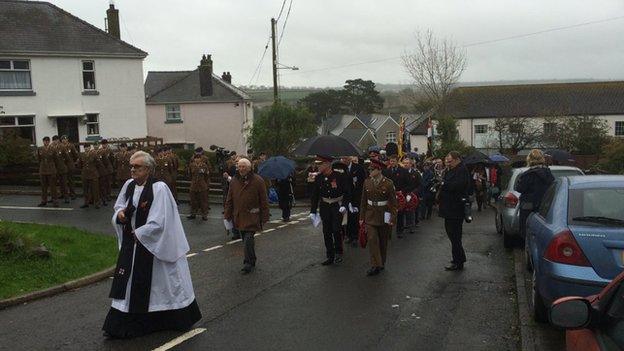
xmin=275 ymin=173 xmax=295 ymax=222
xmin=343 ymin=156 xmax=366 ymax=246
xmin=516 ymin=149 xmax=555 ymax=239
xmin=383 ymin=155 xmax=410 ymax=238
xmin=438 ymin=151 xmax=471 ymax=271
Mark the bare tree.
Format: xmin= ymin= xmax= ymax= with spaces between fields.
xmin=402 ymin=30 xmax=467 ymax=107
xmin=489 ymin=117 xmax=543 ymax=154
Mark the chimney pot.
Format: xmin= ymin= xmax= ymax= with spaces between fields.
xmin=199 ymin=54 xmax=213 ymax=96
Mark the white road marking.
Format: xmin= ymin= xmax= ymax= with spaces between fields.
xmin=203 ymin=245 xmax=223 ymax=252
xmin=0 ymin=206 xmax=73 ymax=211
xmin=262 ymin=228 xmax=275 ymax=233
xmin=152 ymin=328 xmax=207 ymax=351
xmin=186 ymin=253 xmax=198 ymax=258
xmin=277 ymin=224 xmax=288 ymax=229
xmin=290 ymin=220 xmax=300 ymax=224
xmin=226 ymin=239 xmax=242 ymax=245
xmin=269 ymin=220 xmax=282 ymax=224
xmin=254 ymin=233 xmax=262 ymax=237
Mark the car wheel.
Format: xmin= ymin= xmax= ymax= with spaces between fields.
xmin=503 ymin=226 xmax=514 ymax=249
xmin=495 ymin=213 xmax=502 ymax=235
xmin=524 ymin=239 xmax=533 ymax=272
xmin=530 ymin=269 xmax=548 ymax=323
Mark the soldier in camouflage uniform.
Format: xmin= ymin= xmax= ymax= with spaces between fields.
xmin=61 ymin=135 xmax=78 ymax=199
xmin=98 ymin=139 xmax=115 ymax=202
xmin=187 ymin=151 xmax=211 ymax=220
xmin=155 ymin=148 xmax=175 ymax=194
xmin=114 ymin=143 xmax=132 ymax=183
xmin=37 ymin=136 xmax=59 ymax=207
xmin=78 ymin=144 xmax=101 ymax=208
xmin=51 ymin=136 xmax=70 ymax=203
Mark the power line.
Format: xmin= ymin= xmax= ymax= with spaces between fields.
xmin=248 ymin=36 xmax=271 ymax=86
xmin=278 ymin=0 xmax=293 ymax=47
xmin=276 ymin=0 xmax=287 ymax=23
xmin=282 ymin=15 xmax=624 ymax=76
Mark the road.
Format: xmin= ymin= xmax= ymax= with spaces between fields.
xmin=0 ymin=195 xmax=523 ymax=350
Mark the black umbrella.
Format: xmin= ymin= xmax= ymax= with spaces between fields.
xmin=545 ymin=149 xmax=575 ymax=164
xmin=293 ymin=135 xmax=362 ymax=157
xmin=463 ymin=151 xmax=491 ymax=165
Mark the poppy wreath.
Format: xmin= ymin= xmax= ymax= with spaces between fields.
xmin=404 ymin=192 xmax=420 ymax=210
xmin=358 ymin=221 xmax=367 ymax=248
xmin=396 ymin=191 xmax=406 ymax=211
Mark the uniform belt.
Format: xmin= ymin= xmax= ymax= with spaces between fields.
xmin=367 ymin=200 xmax=388 ymax=206
xmin=322 ymin=196 xmax=343 ymax=204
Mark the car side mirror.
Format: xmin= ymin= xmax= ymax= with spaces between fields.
xmin=550 ymin=297 xmax=592 ymax=329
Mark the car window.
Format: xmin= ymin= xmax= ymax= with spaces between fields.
xmin=551 ymin=169 xmax=584 ymax=178
xmin=538 ymin=183 xmax=557 ymax=218
xmin=568 ymin=188 xmax=624 ymax=227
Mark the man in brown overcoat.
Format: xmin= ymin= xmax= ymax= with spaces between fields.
xmin=187 ymin=151 xmax=210 ymax=220
xmin=224 ymin=158 xmax=270 ymax=274
xmin=360 ymin=158 xmax=398 ymax=276
xmin=37 ymin=136 xmax=59 ymax=207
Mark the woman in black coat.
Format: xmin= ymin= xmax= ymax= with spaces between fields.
xmin=516 ymin=149 xmax=555 ymax=240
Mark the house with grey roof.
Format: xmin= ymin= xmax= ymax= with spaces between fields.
xmin=144 ymin=55 xmax=253 ymax=153
xmin=440 ymin=81 xmax=624 ymax=151
xmin=0 ymin=1 xmax=148 ymax=145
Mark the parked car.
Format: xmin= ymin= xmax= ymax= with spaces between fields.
xmin=494 ymin=165 xmax=584 ymax=248
xmin=525 ymin=175 xmax=624 ymax=322
xmin=549 ymin=268 xmax=624 ymax=350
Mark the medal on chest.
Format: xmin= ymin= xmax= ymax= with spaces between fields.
xmin=331 ymin=179 xmax=337 ymax=188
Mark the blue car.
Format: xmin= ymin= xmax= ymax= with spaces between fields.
xmin=525 ymin=175 xmax=624 ymax=322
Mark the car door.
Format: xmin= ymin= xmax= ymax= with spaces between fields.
xmin=527 ymin=182 xmax=559 ymax=269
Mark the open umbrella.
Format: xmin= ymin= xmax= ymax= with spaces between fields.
xmin=257 ymin=156 xmax=296 ymax=180
xmin=293 ymin=135 xmax=361 ymax=157
xmin=463 ymin=151 xmax=491 ymax=165
xmin=489 ymin=154 xmax=510 ymax=163
xmin=545 ymin=149 xmax=575 ymax=164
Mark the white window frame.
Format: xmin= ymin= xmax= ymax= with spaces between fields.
xmin=385 ymin=131 xmax=396 ymax=143
xmin=616 ymin=121 xmax=624 ymax=136
xmin=474 ymin=124 xmax=488 ymax=134
xmin=0 ymin=115 xmax=36 ymax=144
xmin=82 ymin=60 xmax=96 ymax=90
xmin=0 ymin=59 xmax=32 ymax=90
xmin=165 ymin=104 xmax=182 ymax=122
xmin=85 ymin=113 xmax=99 ymax=136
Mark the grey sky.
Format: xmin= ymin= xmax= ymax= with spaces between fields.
xmin=49 ymin=0 xmax=624 ymax=88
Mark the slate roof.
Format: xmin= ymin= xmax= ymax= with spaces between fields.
xmin=442 ymin=81 xmax=624 ymax=118
xmin=338 ymin=128 xmax=373 ymax=145
xmin=0 ymin=1 xmax=146 ymax=58
xmin=145 ymin=70 xmax=250 ymax=103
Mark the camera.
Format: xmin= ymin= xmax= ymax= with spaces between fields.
xmin=210 ymin=145 xmax=235 ymax=170
xmin=462 ymin=197 xmax=473 ymax=223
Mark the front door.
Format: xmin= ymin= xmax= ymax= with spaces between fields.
xmin=56 ymin=117 xmax=79 ymax=143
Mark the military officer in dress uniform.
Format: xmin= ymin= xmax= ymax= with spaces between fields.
xmin=360 ymin=158 xmax=398 ymax=276
xmin=187 ymin=152 xmax=210 ymax=220
xmin=37 ymin=136 xmax=59 ymax=207
xmin=343 ymin=156 xmax=366 ymax=247
xmin=114 ymin=143 xmax=132 ymax=183
xmin=310 ymin=155 xmax=352 ymax=265
xmin=383 ymin=154 xmax=410 ymax=238
xmin=51 ymin=135 xmax=70 ymax=203
xmin=78 ymin=143 xmax=101 ymax=208
xmin=61 ymin=135 xmax=78 ymax=200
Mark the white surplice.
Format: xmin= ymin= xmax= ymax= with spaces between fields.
xmin=110 ymin=179 xmax=196 ymax=313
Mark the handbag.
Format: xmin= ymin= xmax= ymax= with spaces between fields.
xmin=268 ymin=187 xmax=278 ymax=204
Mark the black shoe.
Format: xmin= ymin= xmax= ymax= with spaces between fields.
xmin=240 ymin=265 xmax=252 ymax=274
xmin=334 ymin=256 xmax=343 ymax=264
xmin=187 ymin=214 xmax=196 ymax=219
xmin=202 ymin=216 xmax=208 ymax=221
xmin=102 ymin=201 xmax=108 ymax=206
xmin=445 ymin=263 xmax=464 ymax=271
xmin=321 ymin=259 xmax=334 ymax=266
xmin=80 ymin=204 xmax=89 ymax=208
xmin=366 ymin=267 xmax=381 ymax=276
xmin=64 ymin=198 xmax=70 ymax=204
xmin=282 ymin=218 xmax=290 ymax=222
xmin=37 ymin=202 xmax=47 ymax=207
xmin=53 ymin=202 xmax=59 ymax=207
xmin=379 ymin=266 xmax=385 ymax=271
xmin=397 ymin=233 xmax=404 ymax=238
xmin=351 ymin=241 xmax=358 ymax=248
xmin=95 ymin=205 xmax=100 ymax=209
xmin=70 ymin=195 xmax=77 ymax=200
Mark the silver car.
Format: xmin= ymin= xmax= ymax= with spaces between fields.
xmin=494 ymin=165 xmax=584 ymax=248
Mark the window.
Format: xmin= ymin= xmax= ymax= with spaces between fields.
xmin=385 ymin=131 xmax=396 ymax=143
xmin=82 ymin=60 xmax=96 ymax=90
xmin=0 ymin=59 xmax=32 ymax=90
xmin=538 ymin=183 xmax=557 ymax=218
xmin=568 ymin=188 xmax=624 ymax=226
xmin=166 ymin=105 xmax=181 ymax=122
xmin=474 ymin=124 xmax=488 ymax=134
xmin=86 ymin=114 xmax=99 ymax=135
xmin=0 ymin=116 xmax=35 ymax=143
xmin=616 ymin=121 xmax=624 ymax=136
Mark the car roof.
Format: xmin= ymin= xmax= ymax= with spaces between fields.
xmin=512 ymin=165 xmax=583 ymax=173
xmin=566 ymin=175 xmax=624 ymax=189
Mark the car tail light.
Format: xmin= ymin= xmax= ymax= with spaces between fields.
xmin=504 ymin=192 xmax=518 ymax=208
xmin=543 ymin=229 xmax=591 ymax=266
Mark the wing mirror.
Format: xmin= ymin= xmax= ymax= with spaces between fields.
xmin=550 ymin=297 xmax=592 ymax=329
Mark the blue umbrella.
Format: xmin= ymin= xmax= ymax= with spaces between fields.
xmin=489 ymin=154 xmax=510 ymax=163
xmin=258 ymin=156 xmax=296 ymax=180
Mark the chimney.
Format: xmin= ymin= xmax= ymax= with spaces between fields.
xmin=199 ymin=54 xmax=213 ymax=96
xmin=106 ymin=1 xmax=120 ymax=39
xmin=221 ymin=71 xmax=232 ymax=84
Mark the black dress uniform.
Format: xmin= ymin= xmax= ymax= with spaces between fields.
xmin=311 ymin=156 xmax=352 ymax=265
xmin=345 ymin=161 xmax=366 ymax=244
xmin=383 ymin=165 xmax=410 ymax=237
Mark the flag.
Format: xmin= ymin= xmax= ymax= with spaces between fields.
xmin=426 ymin=116 xmax=433 ymax=157
xmin=398 ymin=116 xmax=405 ymax=158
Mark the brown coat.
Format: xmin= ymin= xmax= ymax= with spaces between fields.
xmin=224 ymin=173 xmax=270 ymax=232
xmin=38 ymin=145 xmax=57 ymax=175
xmin=188 ymin=158 xmax=210 ymax=192
xmin=115 ymin=150 xmax=132 ymax=181
xmin=360 ymin=175 xmax=398 ymax=226
xmin=99 ymin=148 xmax=114 ymax=175
xmin=155 ymin=154 xmax=174 ymax=184
xmin=78 ymin=149 xmax=100 ymax=180
xmin=51 ymin=143 xmax=68 ymax=174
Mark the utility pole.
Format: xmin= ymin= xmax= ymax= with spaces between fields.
xmin=271 ymin=17 xmax=278 ymax=103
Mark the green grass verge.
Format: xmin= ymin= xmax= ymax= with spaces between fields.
xmin=0 ymin=222 xmax=117 ymax=300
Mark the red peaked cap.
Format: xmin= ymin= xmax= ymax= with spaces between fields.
xmin=369 ymin=158 xmax=386 ymax=170
xmin=315 ymin=155 xmax=334 ymax=163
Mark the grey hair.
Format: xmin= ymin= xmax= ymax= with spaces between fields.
xmin=131 ymin=151 xmax=155 ymax=171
